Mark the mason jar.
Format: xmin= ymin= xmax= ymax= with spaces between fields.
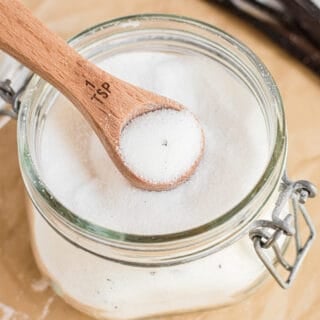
xmin=0 ymin=14 xmax=317 ymax=320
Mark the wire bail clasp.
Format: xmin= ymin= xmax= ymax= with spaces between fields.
xmin=0 ymin=78 xmax=28 ymax=119
xmin=250 ymin=176 xmax=317 ymax=289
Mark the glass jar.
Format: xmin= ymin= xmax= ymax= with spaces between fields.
xmin=0 ymin=14 xmax=317 ymax=320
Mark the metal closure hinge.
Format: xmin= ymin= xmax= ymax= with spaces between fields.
xmin=0 ymin=78 xmax=29 ymax=119
xmin=249 ymin=176 xmax=317 ymax=289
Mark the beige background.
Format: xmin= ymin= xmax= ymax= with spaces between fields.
xmin=1 ymin=0 xmax=320 ymax=319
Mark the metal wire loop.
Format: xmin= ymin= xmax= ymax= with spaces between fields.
xmin=0 ymin=77 xmax=30 ymax=119
xmin=249 ymin=176 xmax=317 ymax=289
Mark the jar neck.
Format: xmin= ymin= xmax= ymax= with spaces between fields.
xmin=17 ymin=14 xmax=287 ymax=266
xmin=23 ymin=158 xmax=286 ymax=266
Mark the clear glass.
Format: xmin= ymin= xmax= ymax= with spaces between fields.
xmin=17 ymin=15 xmax=287 ymax=319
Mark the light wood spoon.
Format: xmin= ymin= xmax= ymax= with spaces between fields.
xmin=0 ymin=0 xmax=204 ymax=191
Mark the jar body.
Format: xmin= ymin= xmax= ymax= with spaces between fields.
xmin=28 ymin=203 xmax=272 ymax=320
xmin=17 ymin=15 xmax=290 ymax=320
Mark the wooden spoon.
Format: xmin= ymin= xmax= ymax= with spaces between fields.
xmin=0 ymin=0 xmax=204 ymax=191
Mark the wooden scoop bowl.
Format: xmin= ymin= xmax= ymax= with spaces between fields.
xmin=0 ymin=0 xmax=204 ymax=191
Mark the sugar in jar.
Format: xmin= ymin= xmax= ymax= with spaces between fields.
xmin=0 ymin=15 xmax=316 ymax=320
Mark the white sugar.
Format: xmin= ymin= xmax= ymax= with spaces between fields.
xmin=31 ymin=277 xmax=50 ymax=292
xmin=119 ymin=109 xmax=203 ymax=184
xmin=0 ymin=302 xmax=29 ymax=320
xmin=0 ymin=303 xmax=15 ymax=320
xmin=38 ymin=297 xmax=55 ymax=320
xmin=40 ymin=52 xmax=269 ymax=235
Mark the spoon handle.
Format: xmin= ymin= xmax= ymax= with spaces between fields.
xmin=0 ymin=0 xmax=118 ymax=123
xmin=0 ymin=0 xmax=202 ymax=192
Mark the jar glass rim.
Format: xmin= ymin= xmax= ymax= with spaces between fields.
xmin=17 ymin=14 xmax=287 ymax=245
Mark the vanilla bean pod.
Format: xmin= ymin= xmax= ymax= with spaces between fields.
xmin=208 ymin=0 xmax=320 ymax=76
xmin=240 ymin=0 xmax=303 ymax=33
xmin=280 ymin=0 xmax=320 ymax=48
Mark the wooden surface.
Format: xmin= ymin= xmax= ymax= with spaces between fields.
xmin=0 ymin=0 xmax=320 ymax=319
